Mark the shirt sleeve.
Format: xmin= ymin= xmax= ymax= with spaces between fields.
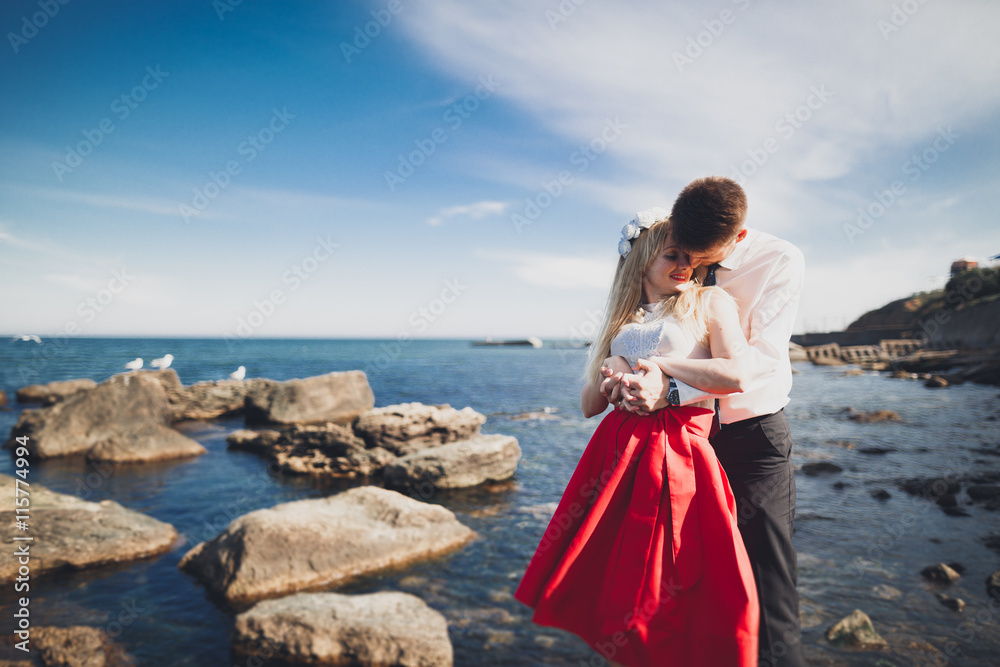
xmin=674 ymin=245 xmax=805 ymax=405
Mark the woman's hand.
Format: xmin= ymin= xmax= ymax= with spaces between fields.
xmin=599 ymin=356 xmax=632 ymax=405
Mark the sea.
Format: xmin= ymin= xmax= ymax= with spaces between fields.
xmin=1 ymin=338 xmax=998 ymax=666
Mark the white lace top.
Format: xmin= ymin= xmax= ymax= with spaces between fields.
xmin=609 ymin=305 xmax=713 ymax=409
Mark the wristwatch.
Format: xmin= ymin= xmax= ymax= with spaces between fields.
xmin=667 ymin=377 xmax=680 ymax=406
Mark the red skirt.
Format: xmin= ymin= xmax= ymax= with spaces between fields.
xmin=514 ymin=406 xmax=759 ymax=667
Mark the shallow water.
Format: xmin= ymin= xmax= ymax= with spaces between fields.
xmin=1 ymin=339 xmax=998 ymax=666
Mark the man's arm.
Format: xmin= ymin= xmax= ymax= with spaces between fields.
xmin=674 ymin=247 xmax=804 ymax=404
xmin=626 ymin=246 xmax=805 ymax=411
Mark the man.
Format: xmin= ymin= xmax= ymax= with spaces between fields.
xmin=622 ymin=176 xmax=806 ymax=667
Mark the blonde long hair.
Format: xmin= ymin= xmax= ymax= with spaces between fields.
xmin=584 ymin=219 xmax=719 ymax=385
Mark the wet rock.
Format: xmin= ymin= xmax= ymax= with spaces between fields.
xmin=870 ymin=489 xmax=891 ymax=501
xmin=825 ymin=609 xmax=888 ymax=649
xmin=967 ymin=485 xmax=1000 ymax=501
xmin=383 ymin=434 xmax=521 ymax=491
xmin=5 ymin=372 xmax=183 ymax=459
xmin=925 ymin=375 xmax=949 ymax=388
xmin=244 ymin=371 xmax=374 ymax=426
xmin=871 ymin=584 xmax=903 ymax=600
xmin=898 ymin=477 xmax=961 ymax=501
xmin=921 ymin=563 xmax=961 ymax=583
xmin=87 ymin=423 xmax=205 ymax=463
xmin=936 ymin=594 xmax=965 ymax=612
xmin=0 ymin=390 xmax=6 ymax=408
xmin=232 ymin=591 xmax=452 ymax=667
xmin=354 ymin=403 xmax=486 ymax=456
xmin=889 ymin=370 xmax=917 ymax=380
xmin=178 ymin=486 xmax=475 ymax=604
xmin=842 ymin=369 xmax=864 ymax=377
xmin=832 ymin=481 xmax=851 ymax=490
xmin=983 ymin=535 xmax=1000 ymax=557
xmin=843 ymin=408 xmax=901 ymax=423
xmin=11 ymin=625 xmax=135 ymax=667
xmin=227 ymin=424 xmax=394 ymax=478
xmin=801 ymin=462 xmax=843 ymax=476
xmin=936 ymin=493 xmax=958 ymax=508
xmin=987 ymin=570 xmax=1000 ymax=602
xmin=858 ymin=447 xmax=897 ymax=455
xmin=0 ymin=475 xmax=176 ymax=582
xmin=15 ymin=378 xmax=98 ymax=406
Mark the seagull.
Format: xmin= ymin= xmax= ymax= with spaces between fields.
xmin=125 ymin=358 xmax=143 ymax=371
xmin=229 ymin=365 xmax=246 ymax=380
xmin=150 ymin=354 xmax=173 ymax=370
xmin=12 ymin=335 xmax=42 ymax=344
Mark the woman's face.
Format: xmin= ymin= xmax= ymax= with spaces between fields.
xmin=642 ymin=239 xmax=693 ymax=302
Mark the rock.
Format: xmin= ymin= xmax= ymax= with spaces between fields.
xmin=842 ymin=369 xmax=864 ymax=377
xmin=15 ymin=378 xmax=98 ymax=406
xmin=925 ymin=375 xmax=949 ymax=388
xmin=227 ymin=424 xmax=395 ymax=478
xmin=354 ymin=403 xmax=486 ymax=456
xmin=0 ymin=389 xmax=7 ymax=407
xmin=245 ymin=371 xmax=374 ymax=425
xmin=800 ymin=462 xmax=843 ymax=476
xmin=0 ymin=475 xmax=176 ymax=582
xmin=858 ymin=447 xmax=896 ymax=455
xmin=20 ymin=625 xmax=134 ymax=667
xmin=233 ymin=592 xmax=452 ymax=667
xmin=843 ymin=408 xmax=901 ymax=423
xmin=6 ymin=372 xmax=174 ymax=458
xmin=225 ymin=428 xmax=283 ymax=453
xmin=871 ymin=584 xmax=903 ymax=600
xmin=936 ymin=594 xmax=965 ymax=612
xmin=178 ymin=486 xmax=475 ymax=604
xmin=921 ymin=563 xmax=961 ymax=583
xmin=383 ymin=434 xmax=521 ymax=491
xmin=936 ymin=493 xmax=958 ymax=508
xmin=825 ymin=440 xmax=856 ymax=449
xmin=967 ymin=485 xmax=1000 ymax=501
xmin=87 ymin=423 xmax=206 ymax=463
xmin=168 ymin=377 xmax=271 ymax=421
xmin=825 ymin=609 xmax=888 ymax=649
xmin=987 ymin=570 xmax=1000 ymax=602
xmin=832 ymin=481 xmax=850 ymax=490
xmin=870 ymin=489 xmax=891 ymax=501
xmin=898 ymin=477 xmax=961 ymax=501
xmin=889 ymin=370 xmax=917 ymax=380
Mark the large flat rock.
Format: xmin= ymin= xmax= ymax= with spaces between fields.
xmin=0 ymin=475 xmax=177 ymax=582
xmin=353 ymin=403 xmax=486 ymax=456
xmin=232 ymin=592 xmax=452 ymax=667
xmin=8 ymin=372 xmax=174 ymax=458
xmin=178 ymin=486 xmax=475 ymax=604
xmin=166 ymin=377 xmax=271 ymax=422
xmin=244 ymin=371 xmax=374 ymax=426
xmin=87 ymin=423 xmax=206 ymax=463
xmin=383 ymin=434 xmax=521 ymax=490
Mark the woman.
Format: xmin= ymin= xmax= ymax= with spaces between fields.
xmin=514 ymin=211 xmax=759 ymax=666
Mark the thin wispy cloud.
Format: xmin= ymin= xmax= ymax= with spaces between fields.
xmin=427 ymin=200 xmax=508 ymax=226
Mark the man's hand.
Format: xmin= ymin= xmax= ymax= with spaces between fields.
xmin=599 ymin=356 xmax=632 ymax=405
xmin=622 ymin=358 xmax=670 ymax=414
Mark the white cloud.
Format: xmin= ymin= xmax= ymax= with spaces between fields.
xmin=427 ymin=200 xmax=508 ymax=226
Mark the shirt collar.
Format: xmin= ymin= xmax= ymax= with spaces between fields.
xmin=717 ymin=227 xmax=756 ymax=271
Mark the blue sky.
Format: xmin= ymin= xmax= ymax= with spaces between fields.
xmin=1 ymin=0 xmax=998 ymax=339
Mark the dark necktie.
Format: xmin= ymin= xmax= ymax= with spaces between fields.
xmin=704 ymin=263 xmax=720 ymax=286
xmin=703 ymin=263 xmax=722 ymax=437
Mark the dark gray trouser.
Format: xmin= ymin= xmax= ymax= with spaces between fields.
xmin=711 ymin=409 xmax=805 ymax=667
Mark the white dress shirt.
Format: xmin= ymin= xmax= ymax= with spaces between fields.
xmin=674 ymin=228 xmax=805 ymax=423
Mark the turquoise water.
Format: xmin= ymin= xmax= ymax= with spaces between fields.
xmin=1 ymin=338 xmax=999 ymax=665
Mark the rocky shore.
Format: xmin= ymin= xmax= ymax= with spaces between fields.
xmin=4 ymin=367 xmax=520 ymax=665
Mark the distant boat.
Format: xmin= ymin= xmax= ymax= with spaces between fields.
xmin=473 ymin=336 xmax=543 ymax=348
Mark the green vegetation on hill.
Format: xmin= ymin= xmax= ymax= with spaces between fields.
xmin=847 ymin=267 xmax=999 ymax=331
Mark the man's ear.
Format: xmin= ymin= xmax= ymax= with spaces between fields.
xmin=735 ymin=228 xmax=749 ymax=243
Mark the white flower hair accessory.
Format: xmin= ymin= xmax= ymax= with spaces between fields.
xmin=618 ymin=206 xmax=669 ymax=258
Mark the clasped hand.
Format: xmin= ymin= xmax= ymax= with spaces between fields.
xmin=599 ymin=356 xmax=668 ymax=415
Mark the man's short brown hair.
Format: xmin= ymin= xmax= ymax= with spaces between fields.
xmin=670 ymin=176 xmax=748 ymax=253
